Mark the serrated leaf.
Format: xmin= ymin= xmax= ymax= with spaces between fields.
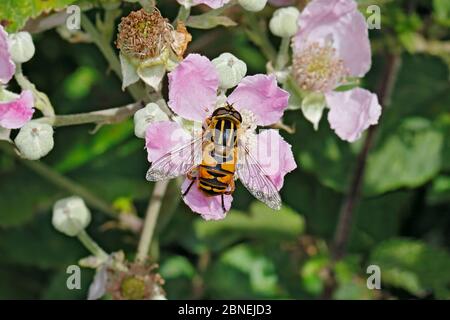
xmin=194 ymin=202 xmax=305 ymax=251
xmin=206 ymin=244 xmax=282 ymax=299
xmin=0 ymin=0 xmax=77 ymax=33
xmin=365 ymin=118 xmax=443 ymax=194
xmin=370 ymin=238 xmax=450 ymax=298
xmin=0 ymin=214 xmax=86 ymax=269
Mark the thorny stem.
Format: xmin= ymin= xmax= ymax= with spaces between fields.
xmin=34 ymin=101 xmax=143 ymax=127
xmin=77 ymin=229 xmax=109 ymax=261
xmin=322 ymin=53 xmax=402 ymax=299
xmin=136 ymin=180 xmax=170 ymax=262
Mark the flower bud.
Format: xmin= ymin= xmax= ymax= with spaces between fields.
xmin=8 ymin=32 xmax=35 ymax=63
xmin=238 ymin=0 xmax=267 ymax=12
xmin=14 ymin=121 xmax=54 ymax=160
xmin=52 ymin=196 xmax=91 ymax=237
xmin=269 ymin=7 xmax=300 ymax=38
xmin=212 ymin=53 xmax=247 ymax=89
xmin=134 ymin=102 xmax=169 ymax=138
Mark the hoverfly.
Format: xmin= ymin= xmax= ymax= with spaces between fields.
xmin=146 ymin=104 xmax=281 ymax=213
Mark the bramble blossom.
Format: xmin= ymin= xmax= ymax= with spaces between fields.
xmin=145 ymin=54 xmax=296 ymax=220
xmin=116 ymin=9 xmax=191 ymax=91
xmin=0 ymin=25 xmax=34 ymax=130
xmin=291 ymin=0 xmax=381 ymax=142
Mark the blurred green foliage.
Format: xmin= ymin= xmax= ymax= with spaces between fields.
xmin=0 ymin=0 xmax=449 ymax=300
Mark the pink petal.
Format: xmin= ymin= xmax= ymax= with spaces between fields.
xmin=254 ymin=129 xmax=297 ymax=190
xmin=168 ymin=54 xmax=219 ymax=122
xmin=0 ymin=25 xmax=15 ymax=84
xmin=181 ymin=178 xmax=232 ymax=220
xmin=326 ymin=88 xmax=381 ymax=142
xmin=228 ymin=74 xmax=289 ymax=126
xmin=0 ymin=90 xmax=34 ymax=129
xmin=192 ymin=0 xmax=231 ymax=8
xmin=293 ymin=0 xmax=371 ymax=77
xmin=145 ymin=120 xmax=191 ymax=163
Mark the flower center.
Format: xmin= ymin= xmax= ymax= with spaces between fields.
xmin=120 ymin=276 xmax=147 ymax=300
xmin=240 ymin=109 xmax=257 ymax=132
xmin=292 ymin=42 xmax=348 ymax=92
xmin=116 ymin=9 xmax=172 ymax=60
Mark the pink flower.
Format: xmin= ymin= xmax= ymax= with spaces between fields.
xmin=0 ymin=26 xmax=34 ymax=130
xmin=0 ymin=25 xmax=15 ymax=84
xmin=146 ymin=53 xmax=295 ymax=220
xmin=0 ymin=90 xmax=35 ymax=129
xmin=326 ymin=88 xmax=381 ymax=142
xmin=177 ymin=0 xmax=231 ymax=9
xmin=293 ymin=0 xmax=371 ymax=78
xmin=292 ymin=0 xmax=380 ymax=142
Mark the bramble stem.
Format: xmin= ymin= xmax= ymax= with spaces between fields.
xmin=331 ymin=54 xmax=402 ymax=261
xmin=34 ymin=101 xmax=143 ymax=127
xmin=276 ymin=37 xmax=291 ymax=70
xmin=77 ymin=230 xmax=109 ymax=260
xmin=136 ymin=180 xmax=170 ymax=262
xmin=321 ymin=54 xmax=402 ymax=300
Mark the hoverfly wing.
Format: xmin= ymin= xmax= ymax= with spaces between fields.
xmin=146 ymin=135 xmax=203 ymax=181
xmin=236 ymin=142 xmax=282 ymax=210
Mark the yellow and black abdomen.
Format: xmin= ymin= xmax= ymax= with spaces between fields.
xmin=198 ymin=115 xmax=239 ymax=196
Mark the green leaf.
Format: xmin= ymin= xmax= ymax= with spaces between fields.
xmin=0 ymin=149 xmax=59 ymax=226
xmin=159 ymin=255 xmax=196 ymax=299
xmin=427 ymin=175 xmax=450 ymax=205
xmin=206 ymin=244 xmax=283 ymax=299
xmin=365 ymin=118 xmax=443 ymax=195
xmin=0 ymin=0 xmax=77 ymax=32
xmin=349 ymin=191 xmax=412 ymax=253
xmin=370 ymin=238 xmax=450 ymax=298
xmin=433 ymin=0 xmax=450 ymax=26
xmin=0 ymin=214 xmax=87 ymax=269
xmin=194 ymin=202 xmax=305 ymax=251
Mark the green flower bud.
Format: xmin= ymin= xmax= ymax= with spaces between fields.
xmin=238 ymin=0 xmax=267 ymax=12
xmin=8 ymin=32 xmax=35 ymax=63
xmin=269 ymin=7 xmax=300 ymax=38
xmin=212 ymin=53 xmax=247 ymax=90
xmin=133 ymin=102 xmax=169 ymax=138
xmin=52 ymin=196 xmax=91 ymax=237
xmin=14 ymin=121 xmax=54 ymax=160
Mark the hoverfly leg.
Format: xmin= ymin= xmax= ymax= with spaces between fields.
xmin=182 ymin=178 xmax=196 ymax=198
xmin=221 ymin=194 xmax=226 ymax=214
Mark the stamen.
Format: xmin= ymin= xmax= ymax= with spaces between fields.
xmin=292 ymin=42 xmax=348 ymax=92
xmin=116 ymin=9 xmax=172 ymax=60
